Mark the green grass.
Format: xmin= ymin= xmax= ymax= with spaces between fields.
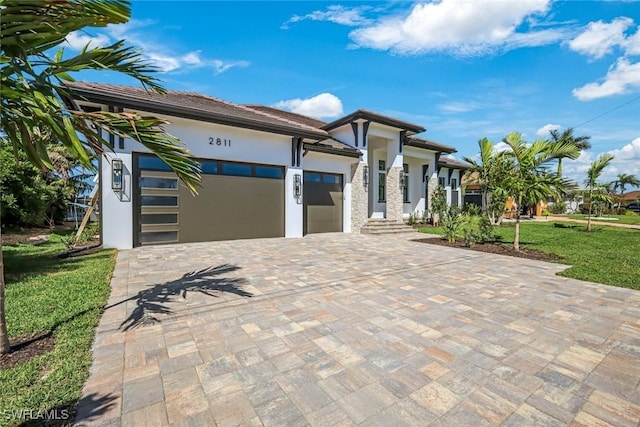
xmin=0 ymin=234 xmax=116 ymax=427
xmin=419 ymin=221 xmax=640 ymax=290
xmin=565 ymin=214 xmax=640 ymax=225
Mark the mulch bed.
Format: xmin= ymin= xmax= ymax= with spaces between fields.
xmin=414 ymin=237 xmax=563 ymax=262
xmin=0 ymin=333 xmax=56 ymax=370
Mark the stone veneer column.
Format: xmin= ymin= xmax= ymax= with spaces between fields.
xmin=385 ymin=166 xmax=404 ymax=222
xmin=427 ymin=175 xmax=438 ymax=214
xmin=351 ymin=162 xmax=369 ymax=232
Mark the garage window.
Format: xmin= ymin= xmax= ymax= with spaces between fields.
xmin=138 ymin=156 xmax=171 ymax=171
xmin=141 ymin=214 xmax=178 ymax=225
xmin=139 ymin=177 xmax=178 ymax=189
xmin=201 ymin=160 xmax=218 ymax=174
xmin=140 ymin=231 xmax=178 ymax=244
xmin=255 ymin=165 xmax=284 ymax=179
xmin=222 ymin=162 xmax=252 ymax=176
xmin=140 ymin=195 xmax=178 ymax=206
xmin=304 ymin=172 xmax=321 ymax=183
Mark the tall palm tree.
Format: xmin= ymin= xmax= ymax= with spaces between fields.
xmin=501 ymin=132 xmax=577 ymax=250
xmin=613 ymin=173 xmax=640 ymax=196
xmin=0 ymin=0 xmax=201 ymax=354
xmin=549 ymin=128 xmax=591 ymax=177
xmin=585 ymin=154 xmax=615 ymax=232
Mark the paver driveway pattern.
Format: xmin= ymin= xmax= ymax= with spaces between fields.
xmin=75 ymin=233 xmax=640 ymax=426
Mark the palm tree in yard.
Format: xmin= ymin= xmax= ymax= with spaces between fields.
xmin=463 ymin=138 xmax=510 ymax=225
xmin=613 ymin=173 xmax=640 ymax=198
xmin=585 ymin=154 xmax=615 ymax=232
xmin=501 ymin=132 xmax=578 ymax=251
xmin=0 ymin=0 xmax=201 ymax=354
xmin=549 ymin=128 xmax=591 ymax=177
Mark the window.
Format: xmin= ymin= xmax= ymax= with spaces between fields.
xmin=140 ymin=196 xmax=178 ymax=207
xmin=221 ymin=162 xmax=252 ymax=176
xmin=378 ymin=160 xmax=386 ymax=202
xmin=402 ymin=163 xmax=409 ymax=203
xmin=451 ymin=178 xmax=458 ymax=191
xmin=438 ymin=177 xmax=445 ymax=188
xmin=141 ymin=214 xmax=178 ymax=225
xmin=304 ymin=172 xmax=321 ymax=183
xmin=139 ymin=177 xmax=178 ymax=189
xmin=322 ymin=174 xmax=342 ymax=185
xmin=138 ymin=155 xmax=171 ymax=171
xmin=200 ymin=160 xmax=218 ymax=174
xmin=255 ymin=165 xmax=284 ymax=179
xmin=140 ymin=231 xmax=178 ymax=244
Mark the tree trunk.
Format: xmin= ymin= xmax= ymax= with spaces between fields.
xmin=587 ymin=189 xmax=592 ymax=232
xmin=0 ymin=221 xmax=10 ymax=354
xmin=514 ymin=217 xmax=520 ymax=251
xmin=557 ymin=158 xmax=563 ymax=178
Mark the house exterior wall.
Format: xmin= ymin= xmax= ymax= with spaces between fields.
xmin=100 ymin=111 xmax=356 ymax=248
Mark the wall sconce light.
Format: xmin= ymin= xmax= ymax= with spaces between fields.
xmin=112 ymin=158 xmax=123 ymax=191
xmin=294 ymin=173 xmax=302 ymax=198
xmin=363 ymin=165 xmax=369 ymax=186
xmin=399 ymin=173 xmax=405 ymax=189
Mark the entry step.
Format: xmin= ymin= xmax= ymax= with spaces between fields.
xmin=360 ymin=219 xmax=417 ymax=235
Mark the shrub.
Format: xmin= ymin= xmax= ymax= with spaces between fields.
xmin=625 ymin=209 xmax=638 ymax=216
xmin=464 ymin=203 xmax=482 ymax=216
xmin=549 ymin=203 xmax=566 ymax=214
xmin=477 ymin=215 xmax=497 ymax=243
xmin=441 ymin=206 xmax=468 ymax=243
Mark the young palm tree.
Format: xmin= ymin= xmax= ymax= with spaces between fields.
xmin=501 ymin=132 xmax=578 ymax=251
xmin=585 ymin=154 xmax=615 ymax=232
xmin=463 ymin=138 xmax=510 ymax=225
xmin=0 ymin=0 xmax=201 ymax=354
xmin=548 ymin=128 xmax=591 ymax=177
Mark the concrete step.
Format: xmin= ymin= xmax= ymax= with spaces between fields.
xmin=361 ymin=227 xmax=417 ymax=235
xmin=360 ymin=220 xmax=417 ymax=234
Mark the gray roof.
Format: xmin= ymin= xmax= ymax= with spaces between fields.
xmin=405 ymin=136 xmax=456 ymax=154
xmin=323 ymin=109 xmax=425 ymax=134
xmin=438 ymin=156 xmax=471 ymax=170
xmin=65 ymin=82 xmax=329 ymax=140
xmin=244 ymin=105 xmax=328 ymax=129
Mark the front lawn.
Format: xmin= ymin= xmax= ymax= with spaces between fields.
xmin=565 ymin=214 xmax=640 ymax=225
xmin=419 ymin=221 xmax=639 ymax=290
xmin=0 ymin=234 xmax=116 ymax=427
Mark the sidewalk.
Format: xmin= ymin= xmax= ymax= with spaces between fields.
xmin=545 ymin=216 xmax=640 ymax=230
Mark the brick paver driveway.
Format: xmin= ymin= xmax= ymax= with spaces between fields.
xmin=76 ymin=233 xmax=640 ymax=426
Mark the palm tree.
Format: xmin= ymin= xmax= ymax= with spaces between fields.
xmin=501 ymin=132 xmax=578 ymax=251
xmin=548 ymin=128 xmax=591 ymax=177
xmin=613 ymin=173 xmax=640 ymax=198
xmin=585 ymin=154 xmax=615 ymax=232
xmin=463 ymin=138 xmax=510 ymax=225
xmin=0 ymin=0 xmax=201 ymax=354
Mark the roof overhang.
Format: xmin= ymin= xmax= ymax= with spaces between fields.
xmin=322 ymin=109 xmax=425 ymax=134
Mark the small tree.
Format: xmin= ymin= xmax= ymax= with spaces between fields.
xmin=431 ymin=185 xmax=447 ymax=226
xmin=584 ymin=154 xmax=615 ymax=232
xmin=501 ymin=132 xmax=578 ymax=251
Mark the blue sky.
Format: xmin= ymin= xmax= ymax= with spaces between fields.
xmin=69 ymin=1 xmax=640 ymax=185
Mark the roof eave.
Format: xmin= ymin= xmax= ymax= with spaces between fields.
xmin=323 ymin=110 xmax=425 ymax=134
xmin=404 ymin=140 xmax=457 ymax=154
xmin=303 ymin=143 xmax=361 ymax=159
xmin=68 ymin=87 xmax=328 ymax=141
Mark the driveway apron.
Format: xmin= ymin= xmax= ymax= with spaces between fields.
xmin=75 ymin=233 xmax=640 ymax=426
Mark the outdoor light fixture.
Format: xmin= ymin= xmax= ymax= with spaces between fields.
xmin=294 ymin=173 xmax=302 ymax=198
xmin=112 ymin=158 xmax=123 ymax=191
xmin=363 ymin=165 xmax=369 ymax=186
xmin=399 ymin=173 xmax=405 ymax=189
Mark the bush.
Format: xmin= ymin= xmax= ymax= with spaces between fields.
xmin=624 ymin=209 xmax=639 ymax=216
xmin=441 ymin=206 xmax=468 ymax=243
xmin=463 ymin=203 xmax=482 ymax=216
xmin=477 ymin=215 xmax=497 ymax=243
xmin=549 ymin=203 xmax=566 ymax=214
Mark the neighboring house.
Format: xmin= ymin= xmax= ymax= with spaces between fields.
xmin=621 ymin=190 xmax=640 ymax=206
xmin=65 ymin=82 xmax=467 ymax=249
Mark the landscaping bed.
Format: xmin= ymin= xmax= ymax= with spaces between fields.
xmin=414 ymin=236 xmax=562 ymax=262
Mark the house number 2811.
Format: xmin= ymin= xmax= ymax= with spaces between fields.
xmin=209 ymin=137 xmax=231 ymax=147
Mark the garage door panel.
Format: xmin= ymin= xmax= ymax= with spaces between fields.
xmin=304 ymin=172 xmax=343 ymax=235
xmin=135 ymin=154 xmax=284 ymax=246
xmin=178 ymin=174 xmax=284 ymax=243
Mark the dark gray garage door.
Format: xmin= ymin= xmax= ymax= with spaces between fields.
xmin=134 ymin=154 xmax=284 ymax=246
xmin=303 ymin=171 xmax=343 ymax=235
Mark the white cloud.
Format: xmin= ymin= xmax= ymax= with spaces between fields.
xmin=568 ymin=17 xmax=634 ymax=60
xmin=492 ymin=141 xmax=512 ymax=152
xmin=536 ymin=123 xmax=561 ymax=136
xmin=347 ymin=0 xmax=565 ymax=56
xmin=102 ymin=20 xmax=249 ymax=75
xmin=623 ymin=26 xmax=640 ymax=55
xmin=65 ymin=31 xmax=111 ymax=50
xmin=561 ymin=137 xmax=640 ymax=184
xmin=282 ymin=5 xmax=372 ymax=29
xmin=572 ymin=57 xmax=640 ymax=100
xmin=274 ymin=93 xmax=343 ymax=119
xmin=609 ymin=136 xmax=640 ymax=161
xmin=438 ymin=101 xmax=481 ymax=113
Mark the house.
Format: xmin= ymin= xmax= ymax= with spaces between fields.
xmin=621 ymin=190 xmax=640 ymax=206
xmin=66 ymin=82 xmax=468 ymax=249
